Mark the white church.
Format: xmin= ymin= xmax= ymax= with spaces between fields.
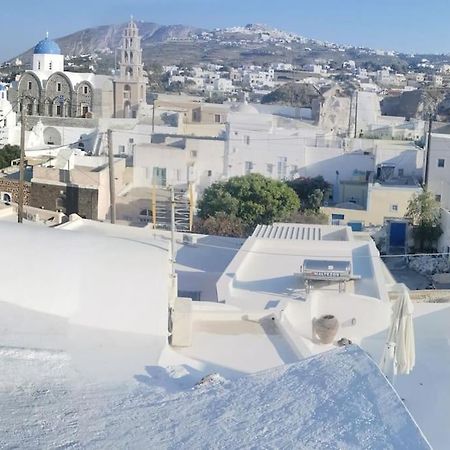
xmin=8 ymin=19 xmax=147 ymax=120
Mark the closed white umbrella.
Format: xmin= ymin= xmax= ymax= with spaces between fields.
xmin=380 ymin=284 xmax=415 ymax=381
xmin=396 ymin=289 xmax=415 ymax=374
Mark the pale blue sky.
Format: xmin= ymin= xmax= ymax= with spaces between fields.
xmin=1 ymin=0 xmax=449 ymax=61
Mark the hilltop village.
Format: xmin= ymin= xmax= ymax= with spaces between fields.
xmin=0 ymin=18 xmax=449 ymax=450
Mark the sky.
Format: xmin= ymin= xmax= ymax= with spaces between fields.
xmin=1 ymin=0 xmax=449 ymax=61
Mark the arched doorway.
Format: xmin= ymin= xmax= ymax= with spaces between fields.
xmin=43 ymin=127 xmax=62 ymax=145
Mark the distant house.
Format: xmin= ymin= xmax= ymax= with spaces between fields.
xmin=29 ymin=152 xmax=126 ymax=220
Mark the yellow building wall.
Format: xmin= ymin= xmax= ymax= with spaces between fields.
xmin=323 ymin=185 xmax=422 ymax=226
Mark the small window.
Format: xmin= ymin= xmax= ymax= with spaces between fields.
xmin=398 ymin=168 xmax=404 ymax=177
xmin=191 ymin=150 xmax=198 ymax=158
xmin=214 ymin=114 xmax=221 ymax=123
xmin=267 ymin=163 xmax=274 ymax=174
xmin=57 ymin=82 xmax=62 ymax=92
xmin=245 ymin=161 xmax=253 ymax=174
xmin=391 ymin=204 xmax=399 ymax=212
xmin=28 ymin=81 xmax=32 ymax=90
xmin=436 ymin=194 xmax=442 ymax=202
xmin=49 ymin=62 xmax=52 ymax=70
xmin=207 ymin=170 xmax=212 ymax=177
xmin=38 ymin=62 xmax=41 ymax=70
xmin=118 ymin=145 xmax=125 ymax=154
xmin=244 ymin=135 xmax=250 ymax=145
xmin=438 ymin=158 xmax=445 ymax=168
xmin=83 ymin=85 xmax=89 ymax=94
xmin=139 ymin=209 xmax=152 ymax=217
xmin=129 ymin=138 xmax=134 ymax=144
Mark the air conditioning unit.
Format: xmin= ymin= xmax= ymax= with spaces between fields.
xmin=183 ymin=234 xmax=198 ymax=246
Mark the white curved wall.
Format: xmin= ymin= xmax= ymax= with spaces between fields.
xmin=0 ymin=223 xmax=169 ymax=337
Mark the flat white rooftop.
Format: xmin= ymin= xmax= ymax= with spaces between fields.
xmin=252 ymin=223 xmax=351 ymax=240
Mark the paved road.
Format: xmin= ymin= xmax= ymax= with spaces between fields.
xmin=383 ymin=256 xmax=431 ymax=290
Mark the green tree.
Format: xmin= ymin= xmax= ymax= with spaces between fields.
xmin=193 ymin=212 xmax=246 ymax=238
xmin=405 ymin=190 xmax=442 ymax=251
xmin=0 ymin=145 xmax=20 ymax=169
xmin=288 ymin=210 xmax=329 ymax=225
xmin=197 ymin=174 xmax=300 ymax=233
xmin=287 ymin=176 xmax=331 ymax=212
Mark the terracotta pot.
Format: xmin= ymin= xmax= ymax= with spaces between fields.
xmin=314 ymin=314 xmax=339 ymax=344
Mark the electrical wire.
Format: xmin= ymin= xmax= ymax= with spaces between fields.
xmin=168 ymin=236 xmax=450 ymax=260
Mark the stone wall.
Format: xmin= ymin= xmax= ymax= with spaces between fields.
xmin=30 ymin=182 xmax=99 ymax=220
xmin=0 ymin=178 xmax=30 ymax=204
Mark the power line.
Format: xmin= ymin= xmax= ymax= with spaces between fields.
xmin=157 ymin=235 xmax=450 ymax=260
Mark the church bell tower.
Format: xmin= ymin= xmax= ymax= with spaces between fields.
xmin=114 ymin=18 xmax=147 ymax=118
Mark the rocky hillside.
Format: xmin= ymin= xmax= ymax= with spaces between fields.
xmin=9 ymin=21 xmax=415 ymax=70
xmin=13 ymin=22 xmax=203 ymax=63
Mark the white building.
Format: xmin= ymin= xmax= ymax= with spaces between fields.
xmin=129 ymin=102 xmax=425 ymax=204
xmin=217 ymin=223 xmax=391 ymax=352
xmin=243 ymin=68 xmax=275 ymax=88
xmin=353 ymin=91 xmax=424 ymax=140
xmin=213 ymin=78 xmax=233 ymax=93
xmin=348 ymin=138 xmax=424 ymax=179
xmin=427 ymin=133 xmax=450 ymax=209
xmin=303 ymin=64 xmax=323 ymax=74
xmin=376 ymin=69 xmax=406 ymax=87
xmin=0 ymin=220 xmax=169 ymax=336
xmin=133 ymin=135 xmax=225 ymax=199
xmin=225 ymin=103 xmax=360 ymax=184
xmin=0 ymin=214 xmax=447 ymax=447
xmin=0 ymin=84 xmax=18 ymax=146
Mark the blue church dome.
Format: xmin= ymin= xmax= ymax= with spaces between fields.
xmin=33 ymin=38 xmax=61 ymax=55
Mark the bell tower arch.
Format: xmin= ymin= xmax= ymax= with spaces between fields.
xmin=113 ymin=18 xmax=147 ymax=118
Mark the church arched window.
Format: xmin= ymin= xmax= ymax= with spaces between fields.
xmin=124 ymin=84 xmax=131 ymax=99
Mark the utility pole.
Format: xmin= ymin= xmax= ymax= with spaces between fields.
xmin=188 ymin=182 xmax=194 ymax=232
xmin=424 ymin=114 xmax=433 ymax=189
xmin=168 ymin=186 xmax=178 ymax=337
xmin=107 ymin=129 xmax=116 ymax=224
xmin=170 ymin=186 xmax=176 ymax=277
xmin=348 ymin=88 xmax=354 ymax=137
xmin=18 ymin=103 xmax=26 ymax=224
xmin=151 ymin=99 xmax=156 ymax=134
xmin=152 ymin=184 xmax=157 ymax=228
xmin=354 ymin=90 xmax=359 ymax=138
